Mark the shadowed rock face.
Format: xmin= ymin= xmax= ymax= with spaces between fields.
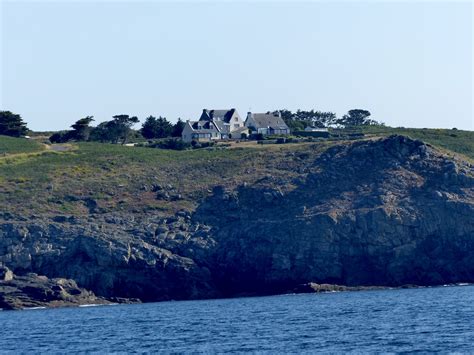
xmin=194 ymin=135 xmax=474 ymax=295
xmin=1 ymin=135 xmax=473 ymax=308
xmin=0 ymin=222 xmax=218 ymax=303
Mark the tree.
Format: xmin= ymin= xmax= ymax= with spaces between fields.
xmin=89 ymin=115 xmax=139 ymax=144
xmin=49 ymin=116 xmax=94 ymax=143
xmin=89 ymin=122 xmax=112 ymax=143
xmin=0 ymin=111 xmax=28 ymax=137
xmin=71 ymin=116 xmax=94 ymax=141
xmin=141 ymin=116 xmax=172 ymax=139
xmin=278 ymin=109 xmax=294 ymax=122
xmin=338 ymin=109 xmax=372 ymax=126
xmin=278 ymin=109 xmax=337 ymax=130
xmin=294 ymin=110 xmax=337 ymax=128
xmin=279 ymin=109 xmax=307 ymax=131
xmin=111 ymin=114 xmax=139 ymax=144
xmin=172 ymin=118 xmax=185 ymax=137
xmin=314 ymin=111 xmax=337 ymax=127
xmin=286 ymin=119 xmax=306 ymax=132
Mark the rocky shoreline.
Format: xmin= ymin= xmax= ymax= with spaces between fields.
xmin=0 ymin=266 xmax=111 ymax=310
xmin=2 ymin=265 xmax=471 ymax=311
xmin=1 ymin=135 xmax=473 ymax=310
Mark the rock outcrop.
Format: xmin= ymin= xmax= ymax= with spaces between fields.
xmin=0 ymin=268 xmax=111 ymax=310
xmin=1 ymin=135 xmax=473 ymax=308
xmin=195 ymin=136 xmax=474 ymax=295
xmin=0 ymin=219 xmax=217 ymax=304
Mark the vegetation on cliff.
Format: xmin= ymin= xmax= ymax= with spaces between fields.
xmin=0 ymin=128 xmax=473 ymax=309
xmin=0 ymin=127 xmax=473 ymax=217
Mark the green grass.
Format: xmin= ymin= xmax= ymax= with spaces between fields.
xmin=0 ymin=140 xmax=288 ymax=216
xmin=341 ymin=126 xmax=474 ymax=161
xmin=0 ymin=135 xmax=45 ymax=155
xmin=0 ymin=127 xmax=473 ymax=217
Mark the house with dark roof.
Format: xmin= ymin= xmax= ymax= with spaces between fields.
xmin=181 ymin=120 xmax=221 ymax=143
xmin=199 ymin=109 xmax=245 ymax=135
xmin=245 ymin=111 xmax=290 ymax=136
xmin=181 ymin=108 xmax=248 ymax=142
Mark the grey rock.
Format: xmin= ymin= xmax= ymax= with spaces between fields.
xmin=0 ymin=273 xmax=113 ymax=310
xmin=0 ymin=266 xmax=13 ymax=281
xmin=156 ymin=191 xmax=170 ymax=201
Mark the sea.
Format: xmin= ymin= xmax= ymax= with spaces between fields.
xmin=0 ymin=285 xmax=473 ymax=353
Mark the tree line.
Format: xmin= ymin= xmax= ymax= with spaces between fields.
xmin=0 ymin=108 xmax=382 ymax=142
xmin=278 ymin=109 xmax=382 ymax=131
xmin=0 ymin=111 xmax=186 ymax=143
xmin=50 ymin=115 xmax=185 ymax=144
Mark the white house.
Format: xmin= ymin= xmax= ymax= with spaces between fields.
xmin=245 ymin=111 xmax=290 ymax=136
xmin=182 ymin=109 xmax=248 ymax=142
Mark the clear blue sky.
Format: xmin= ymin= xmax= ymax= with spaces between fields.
xmin=1 ymin=1 xmax=472 ymax=131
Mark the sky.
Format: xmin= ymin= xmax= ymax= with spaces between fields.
xmin=1 ymin=1 xmax=473 ymax=131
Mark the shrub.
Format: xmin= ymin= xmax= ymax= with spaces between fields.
xmin=190 ymin=141 xmax=215 ymax=149
xmin=149 ymin=138 xmax=191 ymax=150
xmin=49 ymin=131 xmax=73 ymax=143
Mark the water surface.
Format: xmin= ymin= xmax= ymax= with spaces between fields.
xmin=1 ymin=285 xmax=473 ymax=353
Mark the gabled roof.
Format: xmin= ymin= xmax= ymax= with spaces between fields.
xmin=213 ymin=120 xmax=230 ymax=133
xmin=201 ymin=109 xmax=237 ymax=123
xmin=247 ymin=112 xmax=289 ymax=130
xmin=189 ymin=120 xmax=220 ymax=133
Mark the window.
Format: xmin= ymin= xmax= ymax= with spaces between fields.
xmin=234 ymin=117 xmax=238 ymax=122
xmin=234 ymin=124 xmax=240 ymax=128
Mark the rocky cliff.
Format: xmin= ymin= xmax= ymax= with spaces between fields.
xmin=1 ymin=135 xmax=473 ymax=308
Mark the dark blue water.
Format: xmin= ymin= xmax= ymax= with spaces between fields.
xmin=1 ymin=286 xmax=473 ymax=353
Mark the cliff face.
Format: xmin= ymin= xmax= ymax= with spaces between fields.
xmin=1 ymin=136 xmax=473 ymax=308
xmin=195 ymin=136 xmax=474 ymax=295
xmin=0 ymin=219 xmax=218 ymax=303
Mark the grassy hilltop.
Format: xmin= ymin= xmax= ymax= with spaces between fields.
xmin=359 ymin=126 xmax=474 ymax=159
xmin=0 ymin=127 xmax=473 ymax=217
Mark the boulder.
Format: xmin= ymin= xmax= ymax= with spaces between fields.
xmin=0 ymin=266 xmax=13 ymax=282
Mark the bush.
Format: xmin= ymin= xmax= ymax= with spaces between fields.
xmin=191 ymin=141 xmax=215 ymax=149
xmin=49 ymin=131 xmax=73 ymax=143
xmin=145 ymin=138 xmax=191 ymax=150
